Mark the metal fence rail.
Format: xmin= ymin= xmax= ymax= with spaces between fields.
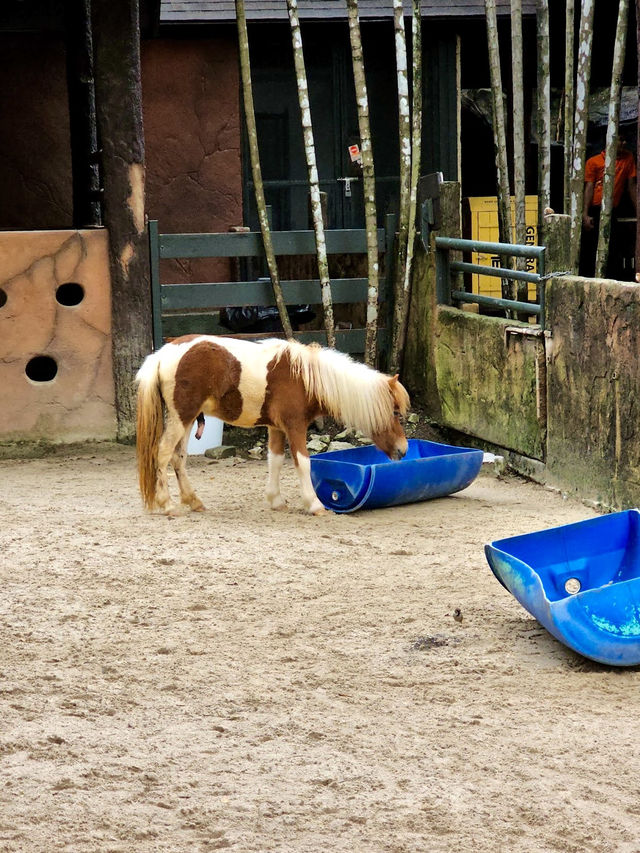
xmin=435 ymin=236 xmax=547 ymax=328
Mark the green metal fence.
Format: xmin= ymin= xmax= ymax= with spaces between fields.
xmin=149 ymin=216 xmax=397 ymax=356
xmin=435 ymin=236 xmax=547 ymax=328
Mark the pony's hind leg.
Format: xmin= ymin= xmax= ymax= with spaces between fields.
xmin=266 ymin=427 xmax=287 ymax=510
xmin=155 ymin=413 xmax=189 ymax=515
xmin=172 ymin=427 xmax=206 ymax=512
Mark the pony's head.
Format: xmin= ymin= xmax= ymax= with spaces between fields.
xmin=371 ymin=374 xmax=410 ymax=460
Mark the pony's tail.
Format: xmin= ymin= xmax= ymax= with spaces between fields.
xmin=135 ymin=353 xmax=164 ymax=510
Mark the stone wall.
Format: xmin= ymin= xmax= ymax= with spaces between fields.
xmin=0 ymin=230 xmax=116 ymax=444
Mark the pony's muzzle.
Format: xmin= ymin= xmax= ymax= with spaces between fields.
xmin=392 ymin=446 xmax=407 ymax=461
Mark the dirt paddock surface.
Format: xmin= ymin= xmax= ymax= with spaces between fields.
xmin=2 ymin=443 xmax=640 ymax=853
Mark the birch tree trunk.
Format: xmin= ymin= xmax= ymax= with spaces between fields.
xmin=286 ymin=0 xmax=336 ymax=348
xmin=485 ymin=0 xmax=514 ymax=299
xmin=596 ymin=0 xmax=629 ymax=279
xmin=536 ymin=0 xmax=551 ymax=239
xmin=568 ymin=0 xmax=595 ymax=273
xmin=511 ymin=0 xmax=526 ymax=258
xmin=346 ymin=0 xmax=379 ymax=366
xmin=389 ymin=0 xmax=412 ymax=374
xmin=637 ymin=0 xmax=640 ymax=280
xmin=395 ymin=0 xmax=422 ymax=374
xmin=563 ymin=0 xmax=575 ymax=213
xmin=236 ymin=0 xmax=293 ymax=339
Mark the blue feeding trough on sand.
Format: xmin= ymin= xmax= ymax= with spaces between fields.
xmin=485 ymin=509 xmax=640 ymax=666
xmin=310 ymin=438 xmax=484 ymax=514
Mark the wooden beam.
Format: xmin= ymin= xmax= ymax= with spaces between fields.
xmin=64 ymin=0 xmax=102 ymax=227
xmin=92 ymin=0 xmax=152 ymax=441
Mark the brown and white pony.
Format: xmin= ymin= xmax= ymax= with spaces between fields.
xmin=136 ymin=335 xmax=410 ymax=515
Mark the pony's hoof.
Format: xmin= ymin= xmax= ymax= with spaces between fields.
xmin=191 ymin=502 xmax=206 ymax=512
xmin=311 ymin=506 xmax=328 ymax=516
xmin=268 ymin=496 xmax=288 ymax=511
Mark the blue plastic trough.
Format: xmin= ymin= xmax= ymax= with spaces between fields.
xmin=485 ymin=509 xmax=640 ymax=666
xmin=310 ymin=438 xmax=484 ymax=514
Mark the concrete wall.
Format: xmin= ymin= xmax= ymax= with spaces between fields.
xmin=405 ymin=240 xmax=640 ymax=511
xmin=0 ymin=230 xmax=116 ymax=444
xmin=545 ymin=276 xmax=640 ymax=508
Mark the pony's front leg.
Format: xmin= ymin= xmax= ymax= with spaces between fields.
xmin=287 ymin=426 xmax=326 ymax=516
xmin=266 ymin=427 xmax=287 ymax=510
xmin=172 ymin=428 xmax=205 ymax=512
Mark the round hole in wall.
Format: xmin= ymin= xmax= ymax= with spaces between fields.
xmin=25 ymin=355 xmax=58 ymax=383
xmin=0 ymin=288 xmax=7 ymax=309
xmin=56 ymin=281 xmax=85 ymax=306
xmin=564 ymin=577 xmax=581 ymax=595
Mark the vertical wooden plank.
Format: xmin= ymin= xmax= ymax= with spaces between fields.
xmin=64 ymin=0 xmax=102 ymax=227
xmin=92 ymin=0 xmax=152 ymax=441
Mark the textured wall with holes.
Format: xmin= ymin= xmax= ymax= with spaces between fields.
xmin=0 ymin=229 xmax=116 ymax=443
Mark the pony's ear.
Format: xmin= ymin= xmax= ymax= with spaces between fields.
xmin=388 ymin=374 xmax=400 ymax=387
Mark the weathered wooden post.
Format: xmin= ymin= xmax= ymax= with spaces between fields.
xmin=65 ymin=0 xmax=101 ymax=227
xmin=92 ymin=0 xmax=152 ymax=441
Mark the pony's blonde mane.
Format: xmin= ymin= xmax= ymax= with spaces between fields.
xmin=276 ymin=340 xmax=409 ymax=434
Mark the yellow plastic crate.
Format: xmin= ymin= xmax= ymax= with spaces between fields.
xmin=466 ymin=196 xmax=538 ymax=299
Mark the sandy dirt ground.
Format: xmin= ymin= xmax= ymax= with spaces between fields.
xmin=2 ymin=442 xmax=640 ymax=853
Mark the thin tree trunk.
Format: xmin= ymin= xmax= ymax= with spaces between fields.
xmin=563 ymin=0 xmax=575 ymax=213
xmin=568 ymin=0 xmax=595 ymax=273
xmin=389 ymin=0 xmax=412 ymax=373
xmin=536 ymin=0 xmax=551 ymax=240
xmin=346 ymin=0 xmax=379 ymax=366
xmin=511 ymin=0 xmax=526 ymax=256
xmin=394 ymin=0 xmax=422 ymax=374
xmin=485 ymin=0 xmax=514 ymax=299
xmin=637 ymin=0 xmax=640 ymax=280
xmin=596 ymin=0 xmax=629 ymax=279
xmin=286 ymin=0 xmax=335 ymax=348
xmin=236 ymin=0 xmax=293 ymax=339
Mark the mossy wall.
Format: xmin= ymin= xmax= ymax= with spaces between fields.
xmin=433 ymin=309 xmax=545 ymax=460
xmin=406 ymin=241 xmax=640 ymax=509
xmin=545 ymin=276 xmax=640 ymax=508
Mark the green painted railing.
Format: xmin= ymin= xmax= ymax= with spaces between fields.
xmin=435 ymin=236 xmax=547 ymax=328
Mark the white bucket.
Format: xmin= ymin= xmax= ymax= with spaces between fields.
xmin=187 ymin=416 xmax=224 ymax=455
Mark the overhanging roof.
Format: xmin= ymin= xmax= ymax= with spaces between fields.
xmin=161 ymin=0 xmax=537 ymax=24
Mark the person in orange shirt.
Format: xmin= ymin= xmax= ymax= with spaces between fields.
xmin=581 ymin=133 xmax=637 ymax=278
